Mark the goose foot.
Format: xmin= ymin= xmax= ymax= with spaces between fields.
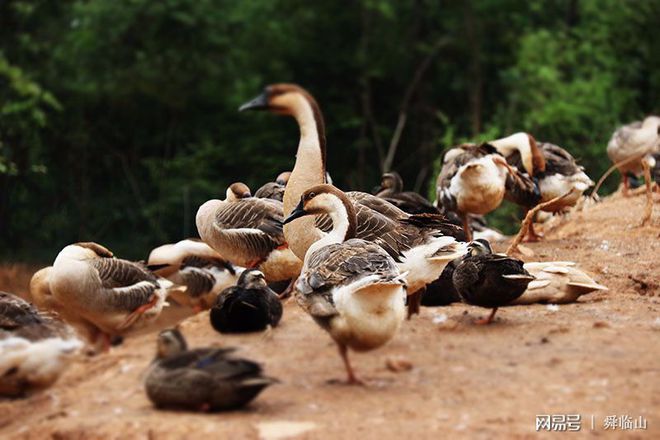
xmin=474 ymin=308 xmax=498 ymax=325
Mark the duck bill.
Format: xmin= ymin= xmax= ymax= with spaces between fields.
xmin=239 ymin=92 xmax=269 ymax=112
xmin=284 ymin=201 xmax=308 ymax=224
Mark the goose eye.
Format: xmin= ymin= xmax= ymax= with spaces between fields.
xmin=307 ymin=192 xmax=316 ymax=199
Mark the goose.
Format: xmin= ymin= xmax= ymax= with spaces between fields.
xmin=513 ymin=261 xmax=608 ymax=305
xmin=373 ymin=171 xmax=439 ymax=214
xmin=49 ymin=242 xmax=177 ymax=348
xmin=254 ymin=171 xmax=291 ymax=201
xmin=145 ymin=328 xmax=276 ymax=411
xmin=497 ymin=140 xmax=594 ymax=240
xmin=451 ymin=239 xmax=535 ymax=324
xmin=209 ymin=269 xmax=283 ymax=334
xmin=147 ymin=239 xmax=243 ymax=311
xmin=239 ymin=84 xmax=466 ymax=316
xmin=196 ymin=182 xmax=302 ymax=283
xmin=29 ymin=267 xmax=101 ymax=345
xmin=283 ymin=184 xmax=407 ymax=384
xmin=607 ymin=116 xmax=660 ymax=195
xmin=435 ymin=143 xmax=516 ymax=241
xmin=0 ymin=292 xmax=82 ymax=397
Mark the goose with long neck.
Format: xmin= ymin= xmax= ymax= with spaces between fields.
xmin=283 ymin=184 xmax=406 ymax=385
xmin=240 ymin=84 xmax=466 ymax=317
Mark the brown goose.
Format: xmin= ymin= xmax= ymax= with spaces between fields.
xmin=373 ymin=171 xmax=439 ymax=214
xmin=284 ymin=185 xmax=407 ymax=384
xmin=145 ymin=328 xmax=276 ymax=411
xmin=239 ymin=84 xmax=466 ymax=316
xmin=49 ymin=242 xmax=177 ymax=348
xmin=607 ymin=116 xmax=660 ymax=195
xmin=196 ymin=182 xmax=302 ymax=282
xmin=148 ymin=239 xmax=243 ymax=311
xmin=436 ymin=143 xmax=515 ymax=241
xmin=0 ymin=292 xmax=82 ymax=396
xmin=254 ymin=171 xmax=291 ymax=201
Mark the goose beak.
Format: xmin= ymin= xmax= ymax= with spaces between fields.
xmin=284 ymin=200 xmax=308 ymax=224
xmin=239 ymin=92 xmax=269 ymax=112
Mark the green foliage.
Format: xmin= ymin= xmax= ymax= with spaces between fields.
xmin=0 ymin=0 xmax=658 ymax=260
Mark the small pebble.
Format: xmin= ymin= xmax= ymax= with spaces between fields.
xmin=386 ymin=357 xmax=413 ymax=373
xmin=432 ymin=313 xmax=448 ymax=324
xmin=593 ymin=321 xmax=609 ymax=328
xmin=546 ymin=304 xmax=560 ymax=312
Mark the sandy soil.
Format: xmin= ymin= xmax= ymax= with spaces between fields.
xmin=1 ymin=191 xmax=658 ymax=439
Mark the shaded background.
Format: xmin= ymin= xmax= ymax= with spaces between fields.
xmin=1 ymin=0 xmax=658 ymax=261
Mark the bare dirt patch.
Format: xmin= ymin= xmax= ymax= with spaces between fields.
xmin=1 ymin=192 xmax=658 ymax=439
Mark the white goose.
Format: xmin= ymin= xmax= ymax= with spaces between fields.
xmin=147 ymin=239 xmax=243 ymax=311
xmin=196 ymin=182 xmax=302 ymax=283
xmin=284 ymin=184 xmax=406 ymax=384
xmin=0 ymin=291 xmax=82 ymax=396
xmin=239 ymin=84 xmax=466 ymax=316
xmin=607 ymin=116 xmax=660 ymax=195
xmin=49 ymin=242 xmax=176 ymax=349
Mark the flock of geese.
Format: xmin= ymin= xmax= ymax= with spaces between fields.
xmin=1 ymin=83 xmax=658 ymax=411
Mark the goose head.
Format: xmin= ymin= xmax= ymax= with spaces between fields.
xmin=466 ymin=239 xmax=493 ymax=257
xmin=58 ymin=242 xmax=114 ymax=261
xmin=275 ymin=171 xmax=291 ymax=186
xmin=239 ymin=83 xmax=321 ymax=118
xmin=284 ymin=184 xmax=357 ymax=240
xmin=489 ymin=132 xmax=546 ymax=176
xmin=226 ymin=182 xmax=252 ymax=202
xmin=156 ymin=328 xmax=188 ymax=359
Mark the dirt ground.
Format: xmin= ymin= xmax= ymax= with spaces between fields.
xmin=1 ymin=191 xmax=658 ymax=439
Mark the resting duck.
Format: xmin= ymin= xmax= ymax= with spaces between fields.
xmin=209 ymin=269 xmax=282 ymax=334
xmin=283 ymin=185 xmax=407 ymax=384
xmin=513 ymin=261 xmax=607 ymax=305
xmin=148 ymin=239 xmax=243 ymax=311
xmin=254 ymin=171 xmax=291 ymax=201
xmin=452 ymin=239 xmax=535 ymax=324
xmin=145 ymin=328 xmax=276 ymax=411
xmin=196 ymin=182 xmax=302 ymax=283
xmin=239 ymin=84 xmax=466 ymax=317
xmin=607 ymin=116 xmax=660 ymax=195
xmin=436 ymin=143 xmax=516 ymax=241
xmin=49 ymin=242 xmax=177 ymax=349
xmin=0 ymin=292 xmax=82 ymax=397
xmin=373 ymin=171 xmax=439 ymax=214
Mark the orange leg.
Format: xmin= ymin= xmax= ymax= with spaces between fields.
xmin=622 ymin=175 xmax=630 ymax=197
xmin=338 ymin=344 xmax=364 ymax=385
xmin=475 ymin=308 xmax=498 ymax=325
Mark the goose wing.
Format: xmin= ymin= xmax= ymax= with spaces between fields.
xmin=539 ymin=143 xmax=583 ymax=176
xmin=213 ymin=198 xmax=284 ymax=259
xmin=254 ymin=182 xmax=285 ymax=201
xmin=90 ymin=258 xmax=161 ymax=312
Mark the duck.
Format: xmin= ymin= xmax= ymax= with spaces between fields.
xmin=283 ymin=184 xmax=407 ymax=384
xmin=373 ymin=171 xmax=439 ymax=214
xmin=436 ymin=143 xmax=517 ymax=241
xmin=513 ymin=261 xmax=608 ymax=305
xmin=147 ymin=239 xmax=243 ymax=311
xmin=452 ymin=239 xmax=535 ymax=324
xmin=607 ymin=116 xmax=660 ymax=195
xmin=239 ymin=84 xmax=466 ymax=317
xmin=196 ymin=182 xmax=302 ymax=283
xmin=0 ymin=291 xmax=82 ymax=397
xmin=209 ymin=269 xmax=282 ymax=334
xmin=144 ymin=328 xmax=276 ymax=411
xmin=49 ymin=242 xmax=178 ymax=349
xmin=254 ymin=171 xmax=291 ymax=201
